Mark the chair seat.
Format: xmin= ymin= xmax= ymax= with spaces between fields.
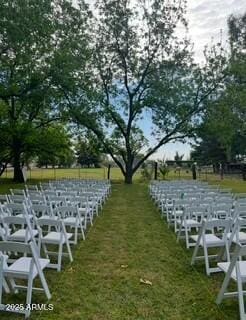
xmin=227 ymin=232 xmax=246 ymax=244
xmin=5 ymin=257 xmax=50 ymax=279
xmin=15 ymin=213 xmax=33 ymax=219
xmin=63 ymin=217 xmax=78 ymax=225
xmin=63 ymin=217 xmax=84 ymax=225
xmin=191 ymin=234 xmax=224 ymax=247
xmin=218 ymin=261 xmax=246 ymax=282
xmin=42 ymin=231 xmax=73 ymax=244
xmin=173 ymin=210 xmax=183 ymax=216
xmin=38 ymin=215 xmax=58 ymax=220
xmin=177 ymin=219 xmax=200 ymax=227
xmin=8 ymin=229 xmax=38 ymax=242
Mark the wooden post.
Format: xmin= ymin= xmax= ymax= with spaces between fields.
xmin=242 ymin=164 xmax=246 ymax=181
xmin=107 ymin=164 xmax=111 ymax=180
xmin=154 ymin=162 xmax=158 ymax=180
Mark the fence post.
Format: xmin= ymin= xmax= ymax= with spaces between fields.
xmin=242 ymin=164 xmax=246 ymax=181
xmin=154 ymin=162 xmax=158 ymax=180
xmin=107 ymin=164 xmax=111 ymax=180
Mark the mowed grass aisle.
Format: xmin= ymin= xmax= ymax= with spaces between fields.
xmin=2 ymin=183 xmax=239 ymax=320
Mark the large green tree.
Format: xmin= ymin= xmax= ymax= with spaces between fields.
xmin=0 ymin=0 xmax=90 ymax=181
xmin=191 ymin=12 xmax=246 ymax=166
xmin=69 ymin=0 xmax=226 ymax=183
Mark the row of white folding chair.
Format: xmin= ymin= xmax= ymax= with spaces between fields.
xmin=163 ymin=197 xmax=234 ymax=231
xmin=173 ymin=204 xmax=246 ymax=269
xmin=178 ymin=202 xmax=236 ymax=243
xmin=4 ymin=191 xmax=98 ymax=232
xmin=2 ymin=184 xmax=109 ymax=243
xmin=5 ymin=191 xmax=96 ymax=224
xmin=47 ymin=180 xmax=110 ymax=193
xmin=150 ymin=182 xmax=246 ymax=320
xmin=0 ymin=203 xmax=92 ymax=317
xmin=1 ymin=201 xmax=87 ymax=244
xmin=0 ymin=212 xmax=73 ymax=273
xmin=189 ymin=216 xmax=246 ymax=319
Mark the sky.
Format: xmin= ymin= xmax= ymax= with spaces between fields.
xmin=154 ymin=0 xmax=246 ymax=160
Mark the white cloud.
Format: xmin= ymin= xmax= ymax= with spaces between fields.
xmin=187 ymin=0 xmax=246 ymax=61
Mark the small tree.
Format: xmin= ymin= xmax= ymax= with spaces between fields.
xmin=174 ymin=152 xmax=184 ymax=167
xmin=158 ymin=160 xmax=169 ymax=180
xmin=140 ymin=163 xmax=153 ymax=181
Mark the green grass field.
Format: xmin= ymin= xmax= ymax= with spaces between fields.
xmin=0 ymin=170 xmax=245 ymax=319
xmin=3 ymin=167 xmax=124 ymax=181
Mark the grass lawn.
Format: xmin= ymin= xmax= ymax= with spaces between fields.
xmin=0 ymin=182 xmax=243 ymax=319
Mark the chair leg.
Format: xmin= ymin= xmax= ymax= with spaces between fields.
xmin=74 ymin=226 xmax=78 ymax=245
xmin=39 ymin=270 xmax=51 ymax=300
xmin=84 ymin=216 xmax=87 ymax=230
xmin=236 ymin=263 xmax=246 ymax=320
xmin=216 ymin=272 xmax=230 ymax=305
xmin=42 ymin=243 xmax=49 ymax=259
xmin=66 ymin=241 xmax=73 ymax=263
xmin=3 ymin=278 xmax=10 ymax=294
xmin=8 ymin=277 xmax=19 ymax=294
xmin=57 ymin=243 xmax=63 ymax=272
xmin=204 ymin=245 xmax=210 ymax=276
xmin=185 ymin=227 xmax=190 ymax=249
xmin=80 ymin=223 xmax=85 ymax=240
xmin=0 ymin=257 xmax=3 ymax=305
xmin=191 ymin=242 xmax=200 ymax=265
xmin=25 ymin=264 xmax=34 ymax=319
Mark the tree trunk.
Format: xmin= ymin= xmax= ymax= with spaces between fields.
xmin=13 ymin=151 xmax=24 ymax=182
xmin=124 ymin=165 xmax=133 ymax=184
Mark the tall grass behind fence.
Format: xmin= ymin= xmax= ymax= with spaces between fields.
xmin=1 ymin=166 xmax=245 ymax=183
xmin=3 ymin=167 xmax=142 ymax=182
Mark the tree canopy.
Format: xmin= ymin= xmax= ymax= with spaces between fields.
xmin=69 ymin=0 xmax=226 ymax=183
xmin=0 ymin=0 xmax=91 ymax=181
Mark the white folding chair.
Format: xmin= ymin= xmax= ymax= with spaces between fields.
xmin=8 ymin=194 xmax=28 ymax=205
xmin=54 ymin=206 xmax=85 ymax=244
xmin=0 ymin=241 xmax=51 ymax=319
xmin=0 ymin=195 xmax=9 ymax=205
xmin=5 ymin=203 xmax=30 ymax=218
xmin=36 ymin=218 xmax=73 ymax=272
xmin=2 ymin=215 xmax=39 ymax=244
xmin=191 ymin=219 xmax=231 ymax=275
xmin=177 ymin=205 xmax=209 ymax=249
xmin=216 ymin=244 xmax=246 ymax=320
xmin=28 ymin=194 xmax=46 ymax=205
xmin=10 ymin=189 xmax=26 ymax=196
xmin=228 ymin=218 xmax=246 ymax=246
xmin=31 ymin=204 xmax=56 ymax=221
xmin=75 ymin=196 xmax=92 ymax=227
